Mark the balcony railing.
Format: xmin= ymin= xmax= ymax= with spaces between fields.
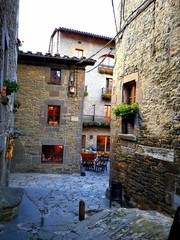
xmin=98 ymin=65 xmax=113 ymax=75
xmin=83 ymin=115 xmax=110 ymax=127
xmin=101 ymin=87 xmax=112 ymax=100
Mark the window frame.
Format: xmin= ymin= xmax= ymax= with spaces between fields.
xmin=41 ymin=145 xmax=64 ymax=163
xmin=49 ymin=69 xmax=61 ymax=85
xmin=99 ymin=55 xmax=114 ymax=68
xmin=123 ymin=80 xmax=136 ymax=105
xmin=75 ymin=48 xmax=83 ymax=58
xmin=47 ymin=105 xmax=60 ymax=125
xmin=97 ymin=135 xmax=110 ymax=153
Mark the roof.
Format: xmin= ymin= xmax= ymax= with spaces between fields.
xmin=18 ymin=51 xmax=96 ymax=67
xmin=51 ymin=27 xmax=115 ymax=42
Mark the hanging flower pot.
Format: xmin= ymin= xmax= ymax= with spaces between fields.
xmin=113 ymin=103 xmax=138 ymax=118
xmin=13 ymin=99 xmax=22 ymax=112
xmin=3 ymin=80 xmax=19 ymax=95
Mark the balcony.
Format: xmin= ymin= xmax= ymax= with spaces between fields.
xmin=98 ymin=65 xmax=113 ymax=75
xmin=101 ymin=87 xmax=112 ymax=101
xmin=83 ymin=115 xmax=110 ymax=127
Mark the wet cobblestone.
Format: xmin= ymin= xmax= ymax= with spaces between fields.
xmin=0 ymin=167 xmax=173 ymax=239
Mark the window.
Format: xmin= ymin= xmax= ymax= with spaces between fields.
xmin=122 ymin=80 xmax=136 ymax=134
xmin=50 ymin=69 xmax=61 ymax=84
xmin=104 ymin=105 xmax=111 ymax=123
xmin=99 ymin=55 xmax=114 ymax=68
xmin=82 ymin=135 xmax=86 ymax=149
xmin=122 ymin=118 xmax=135 ymax=134
xmin=106 ymin=78 xmax=112 ymax=89
xmin=123 ymin=80 xmax=136 ymax=105
xmin=41 ymin=145 xmax=63 ymax=163
xmin=97 ymin=136 xmax=110 ymax=153
xmin=47 ymin=106 xmax=60 ymax=125
xmin=75 ymin=49 xmax=83 ymax=58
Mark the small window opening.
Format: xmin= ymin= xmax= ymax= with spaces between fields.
xmin=50 ymin=69 xmax=61 ymax=84
xmin=41 ymin=145 xmax=63 ymax=163
xmin=122 ymin=118 xmax=135 ymax=134
xmin=47 ymin=106 xmax=60 ymax=125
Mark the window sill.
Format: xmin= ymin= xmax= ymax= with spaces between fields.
xmin=47 ymin=82 xmax=61 ymax=85
xmin=119 ymin=134 xmax=138 ymax=142
xmin=48 ymin=121 xmax=59 ymax=125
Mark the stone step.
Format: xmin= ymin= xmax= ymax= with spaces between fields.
xmin=65 ymin=208 xmax=173 ymax=239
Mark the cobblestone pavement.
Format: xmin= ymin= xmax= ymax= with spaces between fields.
xmin=0 ymin=165 xmax=173 ymax=240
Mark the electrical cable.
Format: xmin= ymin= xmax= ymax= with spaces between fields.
xmin=111 ymin=0 xmax=118 ymax=34
xmin=75 ymin=0 xmax=155 ymax=72
xmin=85 ymin=47 xmax=115 ymax=73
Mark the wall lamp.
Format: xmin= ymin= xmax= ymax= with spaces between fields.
xmin=68 ymin=70 xmax=77 ymax=97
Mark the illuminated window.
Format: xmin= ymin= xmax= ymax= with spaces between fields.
xmin=50 ymin=69 xmax=61 ymax=84
xmin=75 ymin=49 xmax=83 ymax=58
xmin=104 ymin=105 xmax=111 ymax=123
xmin=41 ymin=145 xmax=63 ymax=163
xmin=47 ymin=106 xmax=60 ymax=125
xmin=82 ymin=135 xmax=86 ymax=149
xmin=97 ymin=136 xmax=110 ymax=152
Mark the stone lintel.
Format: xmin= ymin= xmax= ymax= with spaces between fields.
xmin=136 ymin=145 xmax=175 ymax=162
xmin=119 ymin=134 xmax=138 ymax=142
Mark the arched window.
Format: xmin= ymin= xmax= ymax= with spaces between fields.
xmin=99 ymin=55 xmax=114 ymax=69
xmin=98 ymin=55 xmax=114 ymax=75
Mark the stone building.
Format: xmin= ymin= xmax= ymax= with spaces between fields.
xmin=49 ymin=27 xmax=115 ymax=153
xmin=0 ymin=0 xmax=19 ymax=188
xmin=11 ymin=51 xmax=95 ymax=173
xmin=111 ymin=0 xmax=180 ymax=216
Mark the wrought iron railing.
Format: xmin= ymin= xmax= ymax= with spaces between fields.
xmin=101 ymin=87 xmax=112 ymax=100
xmin=83 ymin=115 xmax=110 ymax=127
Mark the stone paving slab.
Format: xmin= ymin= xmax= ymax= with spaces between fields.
xmin=0 ymin=168 xmax=174 ymax=240
xmin=66 ymin=208 xmax=173 ymax=240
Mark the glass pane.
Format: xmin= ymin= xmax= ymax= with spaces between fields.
xmin=41 ymin=145 xmax=63 ymax=163
xmin=50 ymin=69 xmax=61 ymax=84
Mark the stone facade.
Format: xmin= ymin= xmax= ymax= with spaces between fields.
xmin=0 ymin=0 xmax=19 ymax=188
xmin=111 ymin=0 xmax=180 ymax=216
xmin=49 ymin=28 xmax=115 ymax=151
xmin=11 ymin=52 xmax=95 ymax=173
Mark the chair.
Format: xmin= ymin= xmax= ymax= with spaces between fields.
xmin=95 ymin=159 xmax=107 ymax=172
xmin=84 ymin=158 xmax=94 ymax=171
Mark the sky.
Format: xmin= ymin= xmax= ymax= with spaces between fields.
xmin=18 ymin=0 xmax=118 ymax=54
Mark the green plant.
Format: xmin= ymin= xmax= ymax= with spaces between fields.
xmin=84 ymin=91 xmax=88 ymax=97
xmin=83 ymin=121 xmax=110 ymax=128
xmin=113 ymin=103 xmax=138 ymax=118
xmin=4 ymin=80 xmax=19 ymax=94
xmin=98 ymin=68 xmax=113 ymax=75
xmin=102 ymin=93 xmax=111 ymax=99
xmin=14 ymin=99 xmax=22 ymax=109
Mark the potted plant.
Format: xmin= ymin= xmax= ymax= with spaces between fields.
xmin=102 ymin=93 xmax=111 ymax=100
xmin=112 ymin=103 xmax=138 ymax=118
xmin=84 ymin=91 xmax=88 ymax=97
xmin=14 ymin=99 xmax=22 ymax=109
xmin=4 ymin=80 xmax=19 ymax=95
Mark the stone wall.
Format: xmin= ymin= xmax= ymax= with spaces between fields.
xmin=0 ymin=0 xmax=19 ymax=187
xmin=12 ymin=57 xmax=88 ymax=174
xmin=111 ymin=0 xmax=180 ymax=216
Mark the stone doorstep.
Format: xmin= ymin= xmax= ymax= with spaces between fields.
xmin=0 ymin=187 xmax=24 ymax=222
